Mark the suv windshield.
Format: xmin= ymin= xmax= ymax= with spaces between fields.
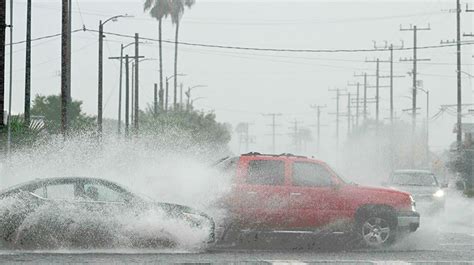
xmin=391 ymin=172 xmax=438 ymax=186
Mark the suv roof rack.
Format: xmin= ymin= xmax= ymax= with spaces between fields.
xmin=241 ymin=152 xmax=307 ymax=158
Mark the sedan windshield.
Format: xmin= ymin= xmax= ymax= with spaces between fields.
xmin=391 ymin=173 xmax=438 ymax=186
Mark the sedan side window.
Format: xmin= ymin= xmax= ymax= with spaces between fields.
xmin=247 ymin=160 xmax=285 ymax=186
xmin=83 ymin=184 xmax=127 ymax=203
xmin=292 ymin=162 xmax=333 ymax=187
xmin=32 ymin=186 xmax=46 ymax=198
xmin=46 ymin=184 xmax=76 ymax=200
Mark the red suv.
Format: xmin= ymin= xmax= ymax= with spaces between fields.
xmin=216 ymin=153 xmax=420 ymax=248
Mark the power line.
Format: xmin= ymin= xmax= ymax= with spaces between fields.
xmin=6 ymin=27 xmax=474 ymax=55
xmin=7 ymin=28 xmax=84 ymax=46
xmin=86 ymin=28 xmax=474 ymax=53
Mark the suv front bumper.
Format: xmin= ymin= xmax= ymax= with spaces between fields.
xmin=397 ymin=211 xmax=420 ymax=232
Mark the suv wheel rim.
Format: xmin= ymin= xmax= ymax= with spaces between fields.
xmin=361 ymin=217 xmax=390 ymax=247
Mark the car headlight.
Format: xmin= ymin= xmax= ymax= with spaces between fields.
xmin=410 ymin=195 xmax=416 ymax=211
xmin=433 ymin=189 xmax=445 ymax=198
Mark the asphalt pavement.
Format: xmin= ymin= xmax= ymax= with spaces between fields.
xmin=0 ymin=192 xmax=472 ymax=264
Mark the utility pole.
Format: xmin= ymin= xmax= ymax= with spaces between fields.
xmin=125 ymin=54 xmax=130 ymax=136
xmin=375 ymin=59 xmax=379 ymax=125
xmin=354 ymin=72 xmax=376 ymax=122
xmin=329 ymin=88 xmax=347 ymax=150
xmin=109 ymin=41 xmax=136 ymax=134
xmin=131 ymin=63 xmax=134 ymax=124
xmin=98 ymin=20 xmax=103 ymax=134
xmin=61 ymin=0 xmax=69 ymax=136
xmin=347 ymin=93 xmax=351 ymax=136
xmin=180 ymin=83 xmax=183 ymax=110
xmin=310 ymin=105 xmax=326 ymax=153
xmin=67 ymin=0 xmax=71 ymax=106
xmin=290 ymin=119 xmax=302 ymax=152
xmin=373 ymin=41 xmax=405 ymax=125
xmin=365 ymin=57 xmax=391 ymax=131
xmin=165 ymin=78 xmax=169 ymax=111
xmin=454 ymin=0 xmax=464 ymax=150
xmin=237 ymin=122 xmax=253 ymax=153
xmin=262 ymin=113 xmax=282 ymax=153
xmin=117 ymin=45 xmax=124 ymax=134
xmin=24 ymin=0 xmax=31 ymax=124
xmin=355 ymin=84 xmax=359 ymax=127
xmin=154 ymin=83 xmax=158 ymax=116
xmin=400 ymin=24 xmax=431 ymax=165
xmin=6 ymin=0 xmax=12 ymax=152
xmin=118 ymin=46 xmax=124 ymax=134
xmin=134 ymin=33 xmax=139 ymax=131
xmin=347 ymin=82 xmax=361 ymax=127
xmin=380 ymin=49 xmax=405 ymax=125
xmin=109 ymin=53 xmax=143 ymax=134
xmin=0 ymin=0 xmax=5 ymax=129
xmin=159 ymin=85 xmax=164 ymax=112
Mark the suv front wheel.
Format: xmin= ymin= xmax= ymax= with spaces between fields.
xmin=356 ymin=209 xmax=397 ymax=248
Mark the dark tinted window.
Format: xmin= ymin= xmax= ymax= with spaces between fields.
xmin=292 ymin=162 xmax=333 ymax=187
xmin=247 ymin=160 xmax=285 ymax=185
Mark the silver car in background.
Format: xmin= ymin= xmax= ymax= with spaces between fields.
xmin=386 ymin=170 xmax=446 ymax=215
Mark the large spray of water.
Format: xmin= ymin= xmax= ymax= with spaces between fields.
xmin=0 ymin=133 xmax=232 ymax=250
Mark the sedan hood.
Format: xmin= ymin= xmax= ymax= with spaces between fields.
xmin=387 ymin=185 xmax=439 ymax=196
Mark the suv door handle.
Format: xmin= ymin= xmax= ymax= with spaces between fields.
xmin=290 ymin=192 xmax=301 ymax=196
xmin=247 ymin=191 xmax=257 ymax=195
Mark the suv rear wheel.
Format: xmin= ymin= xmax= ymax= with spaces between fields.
xmin=356 ymin=208 xmax=396 ymax=248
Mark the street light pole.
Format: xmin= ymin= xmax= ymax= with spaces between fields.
xmin=165 ymin=74 xmax=186 ymax=111
xmin=185 ymin=85 xmax=206 ymax=111
xmin=97 ymin=14 xmax=130 ymax=134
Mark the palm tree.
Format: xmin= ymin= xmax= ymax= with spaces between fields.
xmin=169 ymin=0 xmax=195 ymax=109
xmin=144 ymin=0 xmax=171 ymax=115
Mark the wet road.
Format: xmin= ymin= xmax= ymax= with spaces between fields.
xmin=0 ymin=225 xmax=472 ymax=264
xmin=0 ymin=194 xmax=472 ymax=264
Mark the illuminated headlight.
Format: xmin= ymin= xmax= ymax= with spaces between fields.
xmin=410 ymin=195 xmax=416 ymax=211
xmin=433 ymin=189 xmax=445 ymax=198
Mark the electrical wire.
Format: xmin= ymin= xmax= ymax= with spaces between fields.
xmin=88 ymin=28 xmax=474 ymax=53
xmin=7 ymin=28 xmax=84 ymax=46
xmin=7 ymin=27 xmax=474 ymax=55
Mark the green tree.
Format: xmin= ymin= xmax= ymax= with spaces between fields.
xmin=169 ymin=0 xmax=195 ymax=107
xmin=0 ymin=115 xmax=45 ymax=149
xmin=31 ymin=94 xmax=95 ymax=133
xmin=144 ymin=0 xmax=171 ymax=108
xmin=139 ymin=106 xmax=231 ymax=152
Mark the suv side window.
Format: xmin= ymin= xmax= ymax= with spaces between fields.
xmin=247 ymin=160 xmax=285 ymax=186
xmin=292 ymin=162 xmax=333 ymax=187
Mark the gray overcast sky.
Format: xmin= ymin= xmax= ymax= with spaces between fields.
xmin=6 ymin=0 xmax=474 ymax=157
